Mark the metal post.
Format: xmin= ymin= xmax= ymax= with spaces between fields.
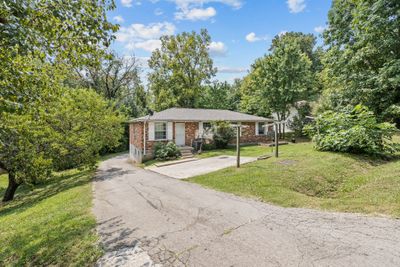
xmin=236 ymin=126 xmax=240 ymax=168
xmin=274 ymin=122 xmax=279 ymax=158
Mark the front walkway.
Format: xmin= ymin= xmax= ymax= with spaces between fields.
xmin=93 ymin=154 xmax=400 ymax=267
xmin=146 ymin=155 xmax=257 ymax=179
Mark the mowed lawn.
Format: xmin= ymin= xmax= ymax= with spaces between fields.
xmin=0 ymin=168 xmax=102 ymax=266
xmin=188 ymin=136 xmax=400 ymax=218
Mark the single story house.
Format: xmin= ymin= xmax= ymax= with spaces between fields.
xmin=129 ymin=108 xmax=274 ymax=163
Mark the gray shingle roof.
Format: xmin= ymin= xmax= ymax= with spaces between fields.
xmin=131 ymin=108 xmax=272 ymax=122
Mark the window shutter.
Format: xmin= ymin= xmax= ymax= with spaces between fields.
xmin=167 ymin=122 xmax=173 ymax=140
xmin=198 ymin=122 xmax=203 ymax=137
xmin=255 ymin=122 xmax=259 ymax=136
xmin=148 ymin=122 xmax=155 ymax=141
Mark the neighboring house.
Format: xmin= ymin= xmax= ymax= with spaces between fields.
xmin=129 ymin=108 xmax=273 ymax=163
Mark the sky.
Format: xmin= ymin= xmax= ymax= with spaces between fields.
xmin=108 ymin=0 xmax=332 ymax=83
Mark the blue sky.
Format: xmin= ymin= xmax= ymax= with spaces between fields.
xmin=108 ymin=0 xmax=332 ymax=82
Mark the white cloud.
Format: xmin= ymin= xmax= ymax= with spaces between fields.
xmin=314 ymin=25 xmax=325 ymax=34
xmin=278 ymin=30 xmax=288 ymax=36
xmin=171 ymin=0 xmax=242 ymax=21
xmin=208 ymin=41 xmax=227 ymax=56
xmin=113 ymin=15 xmax=125 ymax=23
xmin=116 ymin=22 xmax=176 ymax=52
xmin=175 ymin=7 xmax=216 ymax=21
xmin=287 ymin=0 xmax=306 ymax=13
xmin=127 ymin=39 xmax=162 ymax=52
xmin=245 ymin=32 xmax=267 ymax=43
xmin=217 ymin=66 xmax=247 ymax=73
xmin=154 ymin=8 xmax=164 ymax=16
xmin=171 ymin=0 xmax=243 ymax=9
xmin=121 ymin=0 xmax=141 ymax=7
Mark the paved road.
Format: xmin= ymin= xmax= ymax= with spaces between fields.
xmin=93 ymin=154 xmax=400 ymax=267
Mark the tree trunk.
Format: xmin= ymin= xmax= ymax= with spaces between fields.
xmin=2 ymin=172 xmax=20 ymax=202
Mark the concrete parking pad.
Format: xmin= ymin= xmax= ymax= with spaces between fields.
xmin=146 ymin=155 xmax=257 ymax=179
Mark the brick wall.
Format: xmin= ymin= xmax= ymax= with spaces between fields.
xmin=185 ymin=122 xmax=198 ymax=146
xmin=230 ymin=122 xmax=272 ymax=144
xmin=130 ymin=122 xmax=143 ymax=149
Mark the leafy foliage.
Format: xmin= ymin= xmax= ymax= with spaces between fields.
xmin=304 ymin=105 xmax=399 ymax=155
xmin=321 ymin=0 xmax=400 ymax=125
xmin=288 ymin=102 xmax=312 ymax=137
xmin=154 ymin=142 xmax=181 ymax=160
xmin=199 ymin=80 xmax=241 ymax=110
xmin=212 ymin=121 xmax=235 ymax=149
xmin=148 ymin=29 xmax=217 ymax=111
xmin=0 ymin=0 xmax=119 ymax=201
xmin=240 ymin=32 xmax=317 ymax=127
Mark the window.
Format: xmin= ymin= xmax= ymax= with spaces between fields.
xmin=258 ymin=122 xmax=265 ymax=135
xmin=155 ymin=122 xmax=167 ymax=140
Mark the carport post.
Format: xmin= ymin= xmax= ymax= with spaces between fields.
xmin=236 ymin=126 xmax=240 ymax=168
xmin=274 ymin=122 xmax=279 ymax=158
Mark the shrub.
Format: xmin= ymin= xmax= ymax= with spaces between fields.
xmin=288 ymin=102 xmax=312 ymax=137
xmin=212 ymin=121 xmax=235 ymax=149
xmin=154 ymin=142 xmax=181 ymax=160
xmin=304 ymin=104 xmax=399 ymax=155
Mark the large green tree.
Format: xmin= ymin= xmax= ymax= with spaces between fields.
xmin=320 ymin=0 xmax=400 ymax=125
xmin=240 ymin=33 xmax=315 ymax=136
xmin=0 ymin=0 xmax=120 ymax=201
xmin=72 ymin=53 xmax=148 ymax=118
xmin=148 ymin=29 xmax=217 ymax=111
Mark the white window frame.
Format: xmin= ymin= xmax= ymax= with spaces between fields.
xmin=154 ymin=122 xmax=167 ymax=140
xmin=257 ymin=122 xmax=266 ymax=135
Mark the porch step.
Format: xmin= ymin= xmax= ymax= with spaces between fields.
xmin=179 ymin=146 xmax=194 ymax=158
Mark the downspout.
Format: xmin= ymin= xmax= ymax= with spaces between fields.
xmin=143 ymin=115 xmax=150 ymax=156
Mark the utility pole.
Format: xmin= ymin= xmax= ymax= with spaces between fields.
xmin=236 ymin=126 xmax=240 ymax=168
xmin=274 ymin=122 xmax=279 ymax=158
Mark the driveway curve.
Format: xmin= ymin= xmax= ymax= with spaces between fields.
xmin=93 ymin=154 xmax=400 ymax=267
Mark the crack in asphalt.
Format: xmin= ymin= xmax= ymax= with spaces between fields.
xmin=93 ymin=155 xmax=400 ymax=267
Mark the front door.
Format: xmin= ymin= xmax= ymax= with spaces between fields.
xmin=175 ymin=123 xmax=185 ymax=146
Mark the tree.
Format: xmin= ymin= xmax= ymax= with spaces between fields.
xmin=320 ymin=0 xmax=400 ymax=125
xmin=148 ymin=29 xmax=217 ymax=111
xmin=241 ymin=33 xmax=315 ymax=137
xmin=0 ymin=0 xmax=119 ymax=201
xmin=0 ymin=83 xmax=124 ymax=201
xmin=199 ymin=80 xmax=241 ymax=110
xmin=72 ymin=53 xmax=148 ymax=118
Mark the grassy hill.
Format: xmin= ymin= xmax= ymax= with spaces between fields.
xmin=189 ymin=136 xmax=400 ymax=217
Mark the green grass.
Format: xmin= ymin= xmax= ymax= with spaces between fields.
xmin=188 ymin=137 xmax=400 ymax=218
xmin=0 ymin=168 xmax=102 ymax=266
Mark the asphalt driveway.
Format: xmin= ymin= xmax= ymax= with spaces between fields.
xmin=146 ymin=155 xmax=257 ymax=179
xmin=93 ymin=154 xmax=400 ymax=267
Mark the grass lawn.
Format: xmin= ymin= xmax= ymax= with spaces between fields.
xmin=188 ymin=136 xmax=400 ymax=218
xmin=0 ymin=164 xmax=108 ymax=265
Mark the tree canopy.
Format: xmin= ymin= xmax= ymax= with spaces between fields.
xmin=148 ymin=29 xmax=217 ymax=111
xmin=240 ymin=32 xmax=316 ymax=131
xmin=320 ymin=0 xmax=400 ymax=125
xmin=0 ymin=0 xmax=123 ymax=201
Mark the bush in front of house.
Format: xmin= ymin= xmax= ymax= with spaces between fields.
xmin=304 ymin=104 xmax=399 ymax=155
xmin=212 ymin=121 xmax=235 ymax=149
xmin=154 ymin=142 xmax=181 ymax=160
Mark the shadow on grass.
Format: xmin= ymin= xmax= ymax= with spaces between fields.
xmin=338 ymin=151 xmax=400 ymax=167
xmin=0 ymin=169 xmax=92 ymax=217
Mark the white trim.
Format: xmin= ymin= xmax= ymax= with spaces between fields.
xmin=198 ymin=122 xmax=204 ymax=137
xmin=167 ymin=122 xmax=173 ymax=140
xmin=148 ymin=122 xmax=155 ymax=141
xmin=255 ymin=122 xmax=259 ymax=136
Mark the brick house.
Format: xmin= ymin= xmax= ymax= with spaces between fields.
xmin=129 ymin=108 xmax=273 ymax=163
